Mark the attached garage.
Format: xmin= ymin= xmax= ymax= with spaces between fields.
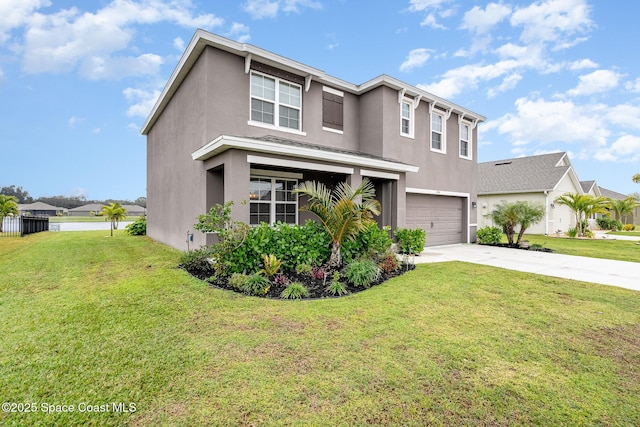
xmin=406 ymin=193 xmax=465 ymax=246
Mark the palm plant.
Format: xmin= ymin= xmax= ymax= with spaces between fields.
xmin=100 ymin=203 xmax=128 ymax=237
xmin=0 ymin=195 xmax=19 ymax=232
xmin=607 ymin=197 xmax=639 ymax=224
xmin=293 ymin=179 xmax=380 ymax=267
xmin=633 ymin=173 xmax=640 ymax=184
xmin=556 ymin=193 xmax=607 ymax=236
xmin=491 ymin=200 xmax=544 ymax=245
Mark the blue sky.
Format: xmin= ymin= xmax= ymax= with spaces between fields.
xmin=1 ymin=0 xmax=639 ymax=200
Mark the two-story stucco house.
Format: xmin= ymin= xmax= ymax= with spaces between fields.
xmin=142 ymin=30 xmax=485 ymax=250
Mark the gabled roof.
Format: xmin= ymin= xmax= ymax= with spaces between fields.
xmin=121 ymin=204 xmax=146 ymax=212
xmin=68 ymin=203 xmax=106 ymax=212
xmin=478 ymin=152 xmax=582 ymax=195
xmin=18 ymin=202 xmax=66 ymax=211
xmin=142 ymin=29 xmax=486 ymax=135
xmin=599 ymin=186 xmax=629 ymax=200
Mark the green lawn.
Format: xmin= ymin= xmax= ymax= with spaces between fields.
xmin=1 ymin=232 xmax=639 ymax=426
xmin=517 ymin=234 xmax=640 ymax=263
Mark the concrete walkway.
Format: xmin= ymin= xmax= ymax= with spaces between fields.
xmin=414 ymin=244 xmax=640 ymax=292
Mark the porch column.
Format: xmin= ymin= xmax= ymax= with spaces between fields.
xmin=223 ymin=150 xmax=250 ymax=224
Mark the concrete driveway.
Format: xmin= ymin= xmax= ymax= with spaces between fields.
xmin=414 ymin=244 xmax=640 ymax=292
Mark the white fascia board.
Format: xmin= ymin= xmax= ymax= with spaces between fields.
xmin=406 ymin=187 xmax=470 ymax=198
xmin=192 ymin=135 xmax=419 ymax=173
xmin=477 ymin=190 xmax=550 ymax=196
xmin=552 ymin=167 xmax=584 ymax=194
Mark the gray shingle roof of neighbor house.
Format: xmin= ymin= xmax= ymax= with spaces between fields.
xmin=478 ymin=152 xmax=574 ymax=194
xmin=599 ymin=186 xmax=630 ymax=200
xmin=121 ymin=204 xmax=146 ymax=213
xmin=141 ymin=29 xmax=486 ymax=136
xmin=68 ymin=203 xmax=106 ymax=212
xmin=580 ymin=180 xmax=597 ymax=194
xmin=18 ymin=202 xmax=67 ymax=212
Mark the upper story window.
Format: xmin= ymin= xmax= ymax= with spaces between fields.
xmin=459 ymin=122 xmax=472 ymax=160
xmin=400 ymin=99 xmax=413 ymax=138
xmin=431 ymin=111 xmax=446 ymax=153
xmin=250 ymin=71 xmax=302 ymax=132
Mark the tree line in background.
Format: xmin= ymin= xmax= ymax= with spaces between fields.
xmin=0 ymin=185 xmax=146 ymax=209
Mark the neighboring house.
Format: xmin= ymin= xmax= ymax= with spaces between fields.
xmin=142 ymin=30 xmax=485 ymax=250
xmin=18 ymin=202 xmax=67 ymax=217
xmin=68 ymin=203 xmax=106 ymax=216
xmin=477 ymin=152 xmax=583 ymax=235
xmin=122 ymin=204 xmax=146 ymax=216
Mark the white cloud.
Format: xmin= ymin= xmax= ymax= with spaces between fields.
xmin=461 ymin=3 xmax=511 ymax=34
xmin=68 ymin=116 xmax=84 ymax=128
xmin=399 ymin=48 xmax=431 ymax=72
xmin=595 ymin=135 xmax=640 ymax=162
xmin=123 ymin=87 xmax=161 ymax=118
xmin=406 ymin=0 xmax=453 ymax=29
xmin=421 ymin=13 xmax=446 ymax=29
xmin=510 ymin=0 xmax=593 ymax=49
xmin=407 ymin=0 xmax=450 ymax=12
xmin=418 ymin=59 xmax=520 ymax=99
xmin=173 ymin=37 xmax=185 ymax=51
xmin=625 ymin=77 xmax=640 ymax=93
xmin=569 ymin=58 xmax=598 ymax=70
xmin=243 ymin=0 xmax=321 ymax=20
xmin=487 ymin=73 xmax=522 ymax=98
xmin=566 ymin=69 xmax=621 ymax=97
xmin=485 ymin=97 xmax=610 ymax=148
xmin=20 ymin=1 xmax=222 ymax=78
xmin=226 ymin=22 xmax=251 ymax=43
xmin=0 ymin=0 xmax=50 ymax=44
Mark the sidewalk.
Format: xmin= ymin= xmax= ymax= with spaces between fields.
xmin=414 ymin=244 xmax=640 ymax=292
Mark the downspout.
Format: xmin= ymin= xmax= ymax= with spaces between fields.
xmin=544 ymin=190 xmax=549 ymax=235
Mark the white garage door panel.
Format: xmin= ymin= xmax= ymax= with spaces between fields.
xmin=406 ymin=194 xmax=464 ymax=246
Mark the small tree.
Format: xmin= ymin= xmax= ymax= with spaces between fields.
xmin=101 ymin=203 xmax=127 ymax=237
xmin=0 ymin=195 xmax=19 ymax=232
xmin=491 ymin=200 xmax=544 ymax=246
xmin=607 ymin=197 xmax=639 ymax=224
xmin=633 ymin=173 xmax=640 ymax=184
xmin=556 ymin=193 xmax=607 ymax=236
xmin=293 ymin=179 xmax=380 ymax=267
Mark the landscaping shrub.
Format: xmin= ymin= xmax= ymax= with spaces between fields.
xmin=597 ymin=217 xmax=622 ymax=231
xmin=242 ymin=274 xmax=271 ymax=296
xmin=225 ymin=221 xmax=331 ymax=274
xmin=295 ymin=263 xmax=312 ymax=275
xmin=228 ymin=273 xmax=249 ymax=290
xmin=344 ymin=259 xmax=381 ymax=288
xmin=567 ymin=227 xmax=578 ymax=238
xmin=341 ymin=223 xmax=393 ymax=262
xmin=326 ymin=272 xmax=348 ymax=296
xmin=395 ymin=227 xmax=427 ymax=255
xmin=378 ymin=253 xmax=399 ymax=273
xmin=280 ymin=282 xmax=309 ymax=299
xmin=260 ymin=254 xmax=282 ymax=277
xmin=476 ymin=226 xmax=502 ymax=245
xmin=623 ymin=223 xmax=636 ymax=231
xmin=179 ymin=248 xmax=214 ymax=277
xmin=125 ymin=216 xmax=147 ymax=235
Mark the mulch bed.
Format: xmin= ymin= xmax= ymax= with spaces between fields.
xmin=182 ymin=262 xmax=417 ymax=299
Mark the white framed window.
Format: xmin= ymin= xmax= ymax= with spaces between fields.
xmin=400 ymin=98 xmax=413 ymax=138
xmin=250 ymin=71 xmax=303 ymax=133
xmin=249 ymin=176 xmax=298 ymax=225
xmin=459 ymin=122 xmax=472 ymax=160
xmin=430 ymin=111 xmax=446 ymax=153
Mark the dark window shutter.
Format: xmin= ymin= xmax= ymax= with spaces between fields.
xmin=322 ymin=91 xmax=344 ymax=131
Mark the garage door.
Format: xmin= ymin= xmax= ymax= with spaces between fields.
xmin=406 ymin=194 xmax=464 ymax=246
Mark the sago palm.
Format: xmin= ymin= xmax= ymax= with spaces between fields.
xmin=293 ymin=179 xmax=381 ymax=267
xmin=101 ymin=203 xmax=128 ymax=237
